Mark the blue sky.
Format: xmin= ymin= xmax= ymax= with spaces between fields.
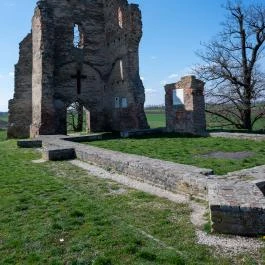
xmin=0 ymin=0 xmax=262 ymax=111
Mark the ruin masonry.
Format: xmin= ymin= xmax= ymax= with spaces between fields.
xmin=165 ymin=75 xmax=206 ymax=135
xmin=8 ymin=0 xmax=149 ymax=138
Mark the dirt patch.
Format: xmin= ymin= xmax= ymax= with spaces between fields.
xmin=200 ymin=151 xmax=254 ymax=160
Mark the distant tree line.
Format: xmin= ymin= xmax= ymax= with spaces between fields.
xmin=145 ymin=105 xmax=165 ymax=111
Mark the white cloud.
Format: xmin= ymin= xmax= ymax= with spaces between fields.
xmin=178 ymin=66 xmax=194 ymax=77
xmin=140 ymin=76 xmax=145 ymax=81
xmin=0 ymin=89 xmax=10 ymax=111
xmin=145 ymin=88 xmax=157 ymax=95
xmin=4 ymin=2 xmax=15 ymax=7
xmin=168 ymin=73 xmax=179 ymax=79
xmin=0 ymin=72 xmax=15 ymax=79
xmin=160 ymin=66 xmax=195 ymax=88
xmin=160 ymin=80 xmax=167 ymax=86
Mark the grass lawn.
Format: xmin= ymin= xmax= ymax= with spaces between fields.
xmin=88 ymin=134 xmax=265 ymax=175
xmin=0 ymin=131 xmax=264 ymax=264
xmin=146 ymin=113 xmax=166 ymax=128
xmin=145 ymin=111 xmax=265 ymax=131
xmin=253 ymin=117 xmax=265 ymax=131
xmin=0 ymin=129 xmax=7 ymax=141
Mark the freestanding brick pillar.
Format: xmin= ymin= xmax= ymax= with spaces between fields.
xmin=165 ymin=75 xmax=206 ymax=135
xmin=8 ymin=0 xmax=149 ymax=138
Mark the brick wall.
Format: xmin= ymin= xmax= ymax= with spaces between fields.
xmin=8 ymin=0 xmax=148 ymax=138
xmin=165 ymin=76 xmax=206 ymax=135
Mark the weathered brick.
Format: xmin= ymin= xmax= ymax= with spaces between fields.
xmin=8 ymin=0 xmax=149 ymax=139
xmin=165 ymin=76 xmax=207 ymax=136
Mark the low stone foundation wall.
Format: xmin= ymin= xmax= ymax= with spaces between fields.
xmin=256 ymin=181 xmax=265 ymax=196
xmin=39 ymin=135 xmax=213 ymax=200
xmin=75 ymin=146 xmax=212 ymax=199
xmin=18 ymin=134 xmax=265 ymax=236
xmin=17 ymin=139 xmax=42 ymax=148
xmin=210 ymin=205 xmax=265 ymax=236
xmin=42 ymin=147 xmax=76 ymax=161
xmin=209 ymin=182 xmax=265 ymax=236
xmin=210 ymin=132 xmax=265 ymax=141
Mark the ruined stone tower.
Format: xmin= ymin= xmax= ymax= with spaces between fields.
xmin=165 ymin=76 xmax=206 ymax=135
xmin=8 ymin=0 xmax=148 ymax=138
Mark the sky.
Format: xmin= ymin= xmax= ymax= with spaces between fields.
xmin=0 ymin=0 xmax=262 ymax=111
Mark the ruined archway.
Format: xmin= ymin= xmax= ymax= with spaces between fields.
xmin=8 ymin=0 xmax=149 ymax=138
xmin=67 ymin=101 xmax=90 ymax=134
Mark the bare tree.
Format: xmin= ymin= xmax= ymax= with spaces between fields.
xmin=67 ymin=102 xmax=84 ymax=132
xmin=195 ymin=1 xmax=265 ymax=130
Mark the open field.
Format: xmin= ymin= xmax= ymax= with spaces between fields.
xmin=146 ymin=113 xmax=166 ymax=128
xmin=2 ymin=110 xmax=263 ymax=131
xmin=2 ymin=131 xmax=263 ymax=264
xmin=0 ymin=113 xmax=8 ymax=129
xmin=206 ymin=113 xmax=265 ymax=132
xmin=145 ymin=109 xmax=265 ymax=131
xmin=88 ymin=134 xmax=265 ymax=175
xmin=0 ymin=112 xmax=8 ymax=122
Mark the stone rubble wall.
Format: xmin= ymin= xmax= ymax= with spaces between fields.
xmin=165 ymin=76 xmax=206 ymax=136
xmin=31 ymin=2 xmax=56 ymax=137
xmin=211 ymin=132 xmax=265 ymax=141
xmin=8 ymin=34 xmax=33 ymax=138
xmin=209 ymin=181 xmax=265 ymax=236
xmin=9 ymin=0 xmax=148 ymax=138
xmin=39 ymin=135 xmax=213 ymax=200
xmin=19 ymin=134 xmax=265 ymax=236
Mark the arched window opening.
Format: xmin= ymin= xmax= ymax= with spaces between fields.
xmin=118 ymin=7 xmax=123 ymax=28
xmin=73 ymin=24 xmax=84 ymax=49
xmin=119 ymin=60 xmax=124 ymax=80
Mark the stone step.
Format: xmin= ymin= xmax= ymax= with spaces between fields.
xmin=42 ymin=147 xmax=76 ymax=161
xmin=17 ymin=139 xmax=42 ymax=148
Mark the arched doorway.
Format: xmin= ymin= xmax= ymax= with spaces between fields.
xmin=66 ymin=101 xmax=90 ymax=135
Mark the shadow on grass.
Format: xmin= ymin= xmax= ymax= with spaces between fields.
xmin=100 ymin=129 xmax=265 ymax=144
xmin=208 ymin=128 xmax=265 ymax=135
xmin=96 ymin=132 xmax=206 ymax=143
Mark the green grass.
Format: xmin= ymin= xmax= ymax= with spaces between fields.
xmin=253 ymin=117 xmax=265 ymax=131
xmin=0 ymin=129 xmax=7 ymax=141
xmin=145 ymin=109 xmax=166 ymax=129
xmin=145 ymin=109 xmax=265 ymax=131
xmin=0 ymin=132 xmax=264 ymax=264
xmin=88 ymin=134 xmax=265 ymax=175
xmin=0 ymin=113 xmax=8 ymax=122
xmin=146 ymin=113 xmax=166 ymax=128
